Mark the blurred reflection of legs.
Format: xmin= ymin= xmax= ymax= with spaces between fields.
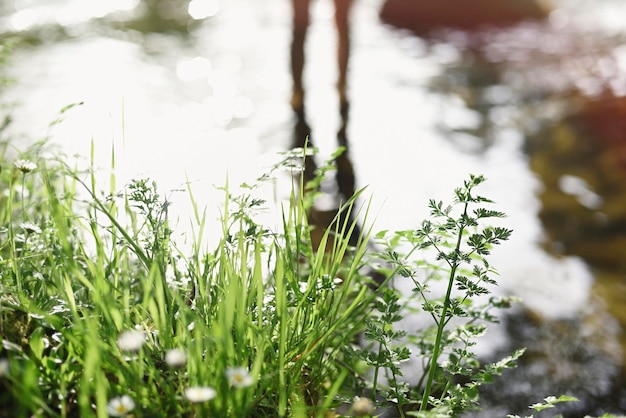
xmin=289 ymin=0 xmax=377 ymax=277
xmin=290 ymin=0 xmax=310 ymax=114
xmin=333 ymin=0 xmax=353 ymax=110
xmin=290 ymin=0 xmax=353 ymax=114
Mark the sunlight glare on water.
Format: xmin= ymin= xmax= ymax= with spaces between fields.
xmin=176 ymin=56 xmax=212 ymax=82
xmin=188 ymin=0 xmax=220 ymax=20
xmin=2 ymin=0 xmax=140 ymax=30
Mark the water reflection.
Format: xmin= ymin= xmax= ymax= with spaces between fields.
xmin=0 ymin=0 xmax=222 ymax=44
xmin=288 ymin=0 xmax=365 ymax=257
xmin=289 ymin=96 xmax=389 ymax=291
xmin=113 ymin=0 xmax=211 ymax=33
xmin=290 ymin=99 xmax=361 ymax=245
xmin=289 ymin=0 xmax=352 ymax=114
xmin=380 ymin=0 xmax=549 ymax=34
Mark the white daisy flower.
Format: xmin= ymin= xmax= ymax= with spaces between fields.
xmin=184 ymin=386 xmax=217 ymax=403
xmin=106 ymin=395 xmax=135 ymax=416
xmin=226 ymin=366 xmax=254 ymax=388
xmin=164 ymin=348 xmax=187 ymax=368
xmin=116 ymin=330 xmax=145 ymax=352
xmin=14 ymin=159 xmax=37 ymax=173
xmin=20 ymin=222 xmax=42 ymax=235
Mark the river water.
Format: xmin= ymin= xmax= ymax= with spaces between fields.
xmin=1 ymin=0 xmax=625 ymax=415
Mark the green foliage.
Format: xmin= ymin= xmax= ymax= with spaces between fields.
xmin=0 ymin=132 xmax=574 ymax=417
xmin=371 ymin=174 xmax=524 ymax=416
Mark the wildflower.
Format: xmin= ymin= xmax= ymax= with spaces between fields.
xmin=184 ymin=386 xmax=217 ymax=403
xmin=226 ymin=366 xmax=254 ymax=388
xmin=14 ymin=159 xmax=37 ymax=173
xmin=116 ymin=330 xmax=145 ymax=352
xmin=106 ymin=395 xmax=135 ymax=416
xmin=164 ymin=348 xmax=187 ymax=368
xmin=351 ymin=396 xmax=375 ymax=416
xmin=20 ymin=222 xmax=41 ymax=235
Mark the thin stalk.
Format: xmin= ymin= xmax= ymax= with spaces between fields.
xmin=370 ymin=341 xmax=384 ymax=401
xmin=20 ymin=173 xmax=26 ymax=221
xmin=419 ymin=203 xmax=468 ymax=411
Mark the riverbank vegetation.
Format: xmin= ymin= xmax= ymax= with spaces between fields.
xmin=0 ymin=128 xmax=583 ymax=417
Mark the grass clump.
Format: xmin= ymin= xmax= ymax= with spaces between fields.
xmin=0 ymin=142 xmax=378 ymax=417
xmin=0 ymin=135 xmax=576 ymax=417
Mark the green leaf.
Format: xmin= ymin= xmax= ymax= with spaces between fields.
xmin=29 ymin=327 xmax=45 ymax=360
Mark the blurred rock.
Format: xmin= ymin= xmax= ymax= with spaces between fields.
xmin=379 ymin=0 xmax=550 ymax=34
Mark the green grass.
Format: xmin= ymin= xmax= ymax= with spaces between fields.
xmin=0 ymin=142 xmax=384 ymax=417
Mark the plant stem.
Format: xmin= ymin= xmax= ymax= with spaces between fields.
xmin=370 ymin=340 xmax=383 ymax=401
xmin=21 ymin=174 xmax=26 ymax=221
xmin=419 ymin=204 xmax=468 ymax=411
